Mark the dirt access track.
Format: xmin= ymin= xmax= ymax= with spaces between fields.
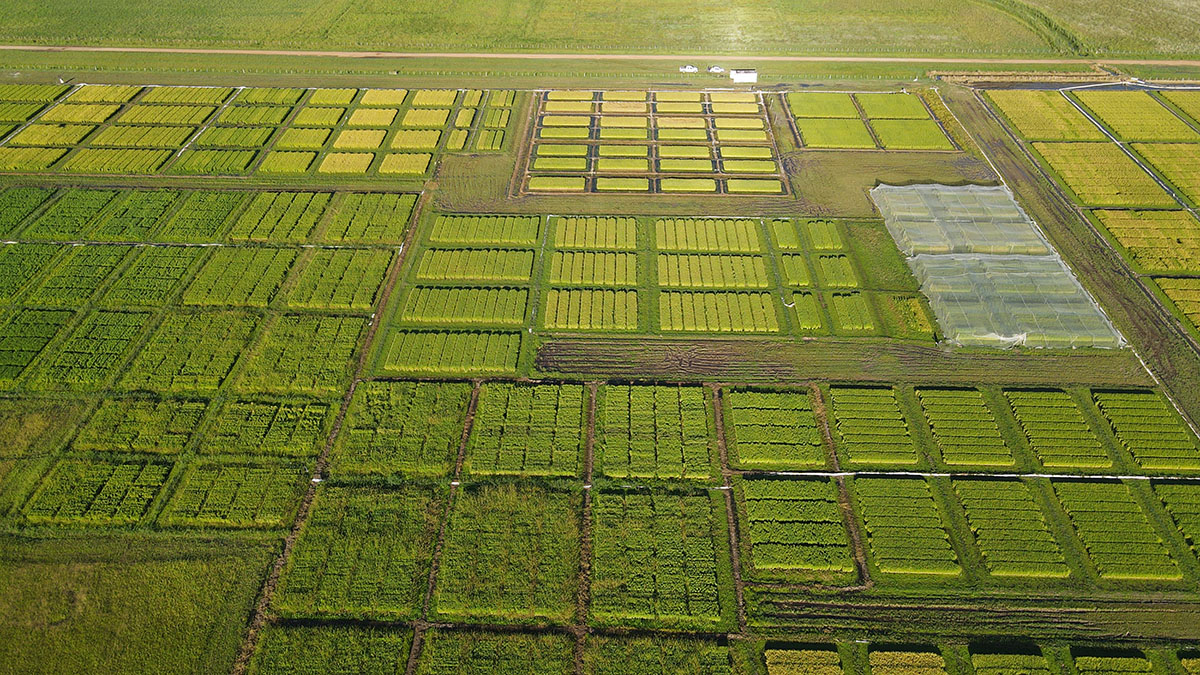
xmin=3 ymin=43 xmax=1200 ymax=68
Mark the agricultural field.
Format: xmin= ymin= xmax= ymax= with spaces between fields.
xmin=5 ymin=70 xmax=1200 ymax=675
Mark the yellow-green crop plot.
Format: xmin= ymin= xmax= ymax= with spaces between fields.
xmin=1075 ymin=91 xmax=1199 ymax=141
xmin=318 ymin=152 xmax=374 ymax=174
xmin=347 ymin=108 xmax=397 ymax=127
xmin=987 ymin=90 xmax=1106 ymax=141
xmin=796 ymin=118 xmax=875 ymax=149
xmin=1093 ymin=210 xmax=1200 ymax=273
xmin=871 ymin=119 xmax=953 ymax=150
xmin=378 ymin=153 xmax=431 ymax=175
xmin=856 ymin=93 xmax=930 ymax=119
xmin=332 ymin=129 xmax=386 ymax=150
xmin=1034 ymin=142 xmax=1175 ymax=208
xmin=1133 ymin=143 xmax=1200 ymax=205
xmin=1157 ymin=278 xmax=1200 ymax=332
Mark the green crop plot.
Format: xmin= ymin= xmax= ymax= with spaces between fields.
xmin=917 ymin=388 xmax=1015 ymax=466
xmin=286 ymin=249 xmax=392 ymax=311
xmin=274 ymin=484 xmax=443 ymax=619
xmin=583 ymin=635 xmax=731 ymax=675
xmin=591 ymin=489 xmax=730 ymax=628
xmin=25 ymin=457 xmax=170 ymax=524
xmin=0 ymin=308 xmax=73 ymax=384
xmin=739 ymin=478 xmax=855 ymax=579
xmin=331 ymin=380 xmax=471 ymax=477
xmin=324 ymin=193 xmax=416 ymax=244
xmin=830 ymin=386 xmax=919 ymax=466
xmin=853 ymin=477 xmax=960 ymax=575
xmin=1006 ymin=390 xmax=1113 ymax=469
xmin=725 ymin=388 xmax=825 ymax=469
xmin=121 ymin=311 xmax=258 ymax=393
xmin=465 ymin=382 xmax=585 ymax=477
xmin=20 ymin=188 xmax=117 ymax=239
xmin=237 ymin=315 xmax=365 ymax=396
xmin=1033 ymin=142 xmax=1175 ymax=208
xmin=160 ymin=459 xmax=308 ymax=528
xmin=1093 ymin=390 xmax=1200 ymax=470
xmin=182 ymin=248 xmax=296 ymax=307
xmin=25 ymin=245 xmax=130 ymax=305
xmin=74 ymin=397 xmax=206 ymax=454
xmin=249 ymin=624 xmax=410 ymax=675
xmin=30 ymin=309 xmax=150 ymax=389
xmin=1053 ymin=480 xmax=1182 ymax=580
xmin=870 ymin=119 xmax=953 ymax=150
xmin=433 ymin=483 xmax=580 ymax=624
xmin=953 ymin=479 xmax=1070 ymax=577
xmin=595 ymin=384 xmax=714 ymax=480
xmin=228 ymin=192 xmax=330 ymax=243
xmin=198 ymin=399 xmax=330 ymax=457
xmin=416 ymin=629 xmax=572 ymax=674
xmin=796 ymin=118 xmax=876 ymax=149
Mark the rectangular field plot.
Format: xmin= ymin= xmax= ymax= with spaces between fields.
xmin=323 ymin=193 xmax=416 ymax=244
xmin=25 ymin=245 xmax=131 ymax=306
xmin=237 ymin=315 xmax=365 ymax=396
xmin=398 ymin=287 xmax=528 ymax=326
xmin=1075 ymin=91 xmax=1199 ymax=141
xmin=121 ymin=310 xmax=258 ymax=393
xmin=656 ymin=218 xmax=762 ymax=252
xmin=30 ymin=310 xmax=151 ymax=389
xmin=657 ymin=254 xmax=770 ymax=288
xmin=1157 ymin=278 xmax=1200 ymax=333
xmin=414 ymin=248 xmax=534 ymax=282
xmin=228 ymin=192 xmax=330 ymax=243
xmin=543 ymin=288 xmax=638 ymax=330
xmin=1033 ymin=142 xmax=1175 ymax=208
xmin=0 ymin=187 xmax=54 ymax=236
xmin=198 ymin=399 xmax=330 ymax=457
xmin=1155 ymin=483 xmax=1200 ymax=561
xmin=953 ymin=479 xmax=1070 ymax=578
xmin=182 ymin=248 xmax=296 ymax=307
xmin=86 ymin=190 xmax=180 ymax=241
xmin=1133 ymin=143 xmax=1200 ymax=205
xmin=1092 ymin=210 xmax=1200 ymax=273
xmin=853 ymin=477 xmax=960 ymax=575
xmin=725 ymin=388 xmax=825 ymax=470
xmin=430 ymin=214 xmax=541 ymax=246
xmin=0 ymin=308 xmax=73 ymax=384
xmin=870 ymin=119 xmax=953 ymax=150
xmin=416 ymin=629 xmax=573 ymax=674
xmin=868 ymin=649 xmax=948 ymax=675
xmin=552 ymin=215 xmax=636 ymax=249
xmin=987 ymin=90 xmax=1107 ymax=141
xmin=525 ymin=90 xmax=784 ymax=194
xmin=464 ymin=382 xmax=584 ymax=477
xmin=1005 ymin=390 xmax=1113 ymax=469
xmin=659 ymin=292 xmax=779 ymax=332
xmin=377 ymin=330 xmax=519 ymax=376
xmin=273 ymin=484 xmax=443 ymax=619
xmin=829 ymin=386 xmax=919 ymax=466
xmin=249 ymin=624 xmax=410 ymax=675
xmin=286 ymin=249 xmax=392 ymax=311
xmin=1052 ymin=480 xmax=1182 ymax=580
xmin=1093 ymin=390 xmax=1200 ymax=470
xmin=0 ymin=244 xmax=63 ymax=301
xmin=160 ymin=460 xmax=308 ymax=528
xmin=153 ymin=190 xmax=244 ymax=242
xmin=596 ymin=384 xmax=714 ymax=480
xmin=74 ymin=397 xmax=206 ymax=454
xmin=549 ymin=251 xmax=637 ymax=286
xmin=917 ymin=388 xmax=1015 ymax=467
xmin=15 ymin=188 xmax=118 ymax=239
xmin=330 ymin=380 xmax=471 ymax=477
xmin=433 ymin=483 xmax=580 ymax=624
xmin=738 ymin=478 xmax=855 ymax=578
xmin=765 ymin=648 xmax=845 ymax=674
xmin=591 ymin=490 xmax=730 ymax=628
xmin=25 ymin=457 xmax=169 ymax=524
xmin=583 ymin=636 xmax=731 ymax=675
xmin=1072 ymin=650 xmax=1155 ymax=675
xmin=970 ymin=649 xmax=1054 ymax=675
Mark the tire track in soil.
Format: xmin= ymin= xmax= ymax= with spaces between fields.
xmin=708 ymin=384 xmax=749 ymax=635
xmin=572 ymin=382 xmax=598 ymax=674
xmin=403 ymin=379 xmax=482 ymax=675
xmin=230 ymin=186 xmax=432 ymax=675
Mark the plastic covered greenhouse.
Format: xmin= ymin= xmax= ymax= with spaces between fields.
xmin=872 ymin=184 xmax=1124 ymax=349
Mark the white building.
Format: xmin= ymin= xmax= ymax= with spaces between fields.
xmin=730 ymin=69 xmax=758 ymax=84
